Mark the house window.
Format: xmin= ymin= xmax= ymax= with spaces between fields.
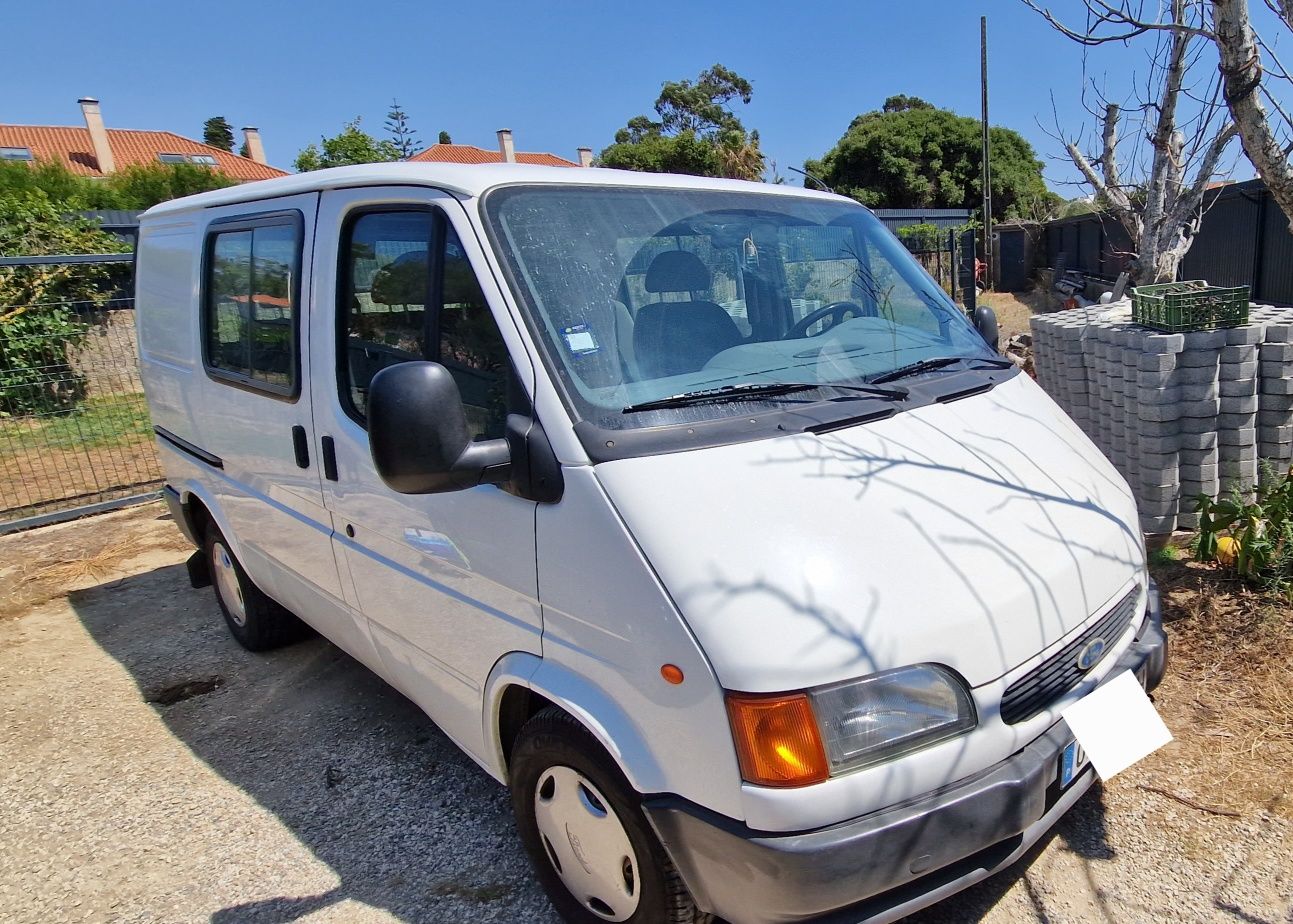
xmin=203 ymin=213 xmax=303 ymax=398
xmin=190 ymin=154 xmax=217 ymax=166
xmin=0 ymin=147 xmax=33 ymax=161
xmin=338 ymin=208 xmax=509 ymax=438
xmin=157 ymin=153 xmax=187 ymax=164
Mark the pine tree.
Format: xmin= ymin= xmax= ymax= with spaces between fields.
xmin=203 ymin=116 xmax=235 ymax=152
xmin=438 ymin=130 xmax=452 ymax=145
xmin=385 ymin=99 xmax=419 ymax=160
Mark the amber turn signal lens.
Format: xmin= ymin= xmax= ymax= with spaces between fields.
xmin=725 ymin=692 xmax=829 ymax=787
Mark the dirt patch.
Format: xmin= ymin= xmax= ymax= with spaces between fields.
xmin=0 ymin=501 xmax=191 ymax=618
xmin=144 ymin=675 xmax=226 ymax=706
xmin=979 ymin=288 xmax=1060 ymax=343
xmin=1144 ymin=556 xmax=1293 ymax=817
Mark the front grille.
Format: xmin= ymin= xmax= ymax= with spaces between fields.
xmin=1000 ymin=585 xmax=1140 ymax=725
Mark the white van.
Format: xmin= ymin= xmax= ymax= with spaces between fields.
xmin=137 ymin=163 xmax=1166 ymax=924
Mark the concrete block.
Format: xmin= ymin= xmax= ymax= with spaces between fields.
xmin=1143 ymin=333 xmax=1185 ymax=354
xmin=1177 ymin=510 xmax=1202 ymax=529
xmin=1180 ymin=416 xmax=1220 ymax=434
xmin=1226 ymin=325 xmax=1265 ymax=345
xmin=1220 ymin=378 xmax=1258 ymax=397
xmin=1139 ymin=402 xmax=1183 ymax=422
xmin=1137 ymin=497 xmax=1180 ymax=517
xmin=1138 ymin=369 xmax=1175 ymax=388
xmin=1218 ymin=413 xmax=1258 ymax=430
xmin=1219 ymin=425 xmax=1258 ymax=444
xmin=1183 ymin=329 xmax=1228 ymax=350
xmin=1260 ymin=359 xmax=1293 ymax=378
xmin=1138 ymin=419 xmax=1179 ymax=437
xmin=1179 ymin=431 xmax=1215 ymax=449
xmin=1140 ymin=514 xmax=1177 ymax=534
xmin=1258 ymin=423 xmax=1293 ymax=443
xmin=1178 ymin=350 xmax=1221 ymax=368
xmin=1220 ymin=394 xmax=1260 ymax=414
xmin=1180 ymin=397 xmax=1221 ymax=416
xmin=1261 ymin=378 xmax=1293 ymax=395
xmin=1138 ymin=353 xmax=1177 ymax=372
xmin=1137 ymin=386 xmax=1180 ymax=405
xmin=1219 ymin=442 xmax=1258 ymax=461
xmin=1259 ymin=342 xmax=1293 ymax=361
xmin=1260 ymin=393 xmax=1293 ymax=411
xmin=1219 ymin=359 xmax=1259 ymax=378
xmin=1137 ymin=434 xmax=1181 ymax=454
xmin=1179 ymin=382 xmax=1220 ymax=401
xmin=1173 ymin=366 xmax=1220 ymax=385
xmin=1259 ymin=442 xmax=1293 ymax=460
xmin=1221 ymin=344 xmax=1259 ymax=363
xmin=1221 ymin=458 xmax=1259 ymax=477
xmin=1263 ymin=323 xmax=1293 ymax=343
xmin=1180 ymin=447 xmax=1219 ymax=466
xmin=1180 ymin=477 xmax=1220 ymax=496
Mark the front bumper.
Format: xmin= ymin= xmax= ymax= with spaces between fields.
xmin=646 ymin=582 xmax=1168 ymax=924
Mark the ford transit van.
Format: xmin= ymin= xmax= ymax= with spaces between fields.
xmin=137 ymin=163 xmax=1167 ymax=924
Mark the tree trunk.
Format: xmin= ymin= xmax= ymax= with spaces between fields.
xmin=1213 ymin=0 xmax=1293 ymax=232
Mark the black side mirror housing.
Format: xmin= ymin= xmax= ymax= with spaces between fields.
xmin=368 ymin=361 xmax=510 ymax=494
xmin=972 ymin=305 xmax=999 ymax=353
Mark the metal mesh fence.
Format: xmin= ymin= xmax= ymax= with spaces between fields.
xmin=0 ymin=294 xmax=160 ymax=528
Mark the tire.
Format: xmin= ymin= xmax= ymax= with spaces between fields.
xmin=203 ymin=525 xmax=306 ymax=651
xmin=510 ymin=707 xmax=709 ymax=924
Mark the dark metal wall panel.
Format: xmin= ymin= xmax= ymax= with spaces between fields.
xmin=1078 ymin=221 xmax=1102 ymax=275
xmin=1259 ymin=196 xmax=1293 ymax=304
xmin=1182 ymin=192 xmax=1260 ymax=288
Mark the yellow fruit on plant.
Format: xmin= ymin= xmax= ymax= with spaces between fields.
xmin=1215 ymin=535 xmax=1239 ymax=568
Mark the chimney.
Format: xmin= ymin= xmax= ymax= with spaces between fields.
xmin=497 ymin=128 xmax=516 ymax=163
xmin=577 ymin=147 xmax=593 ymax=168
xmin=78 ymin=97 xmax=115 ymax=175
xmin=241 ymin=127 xmax=267 ymax=165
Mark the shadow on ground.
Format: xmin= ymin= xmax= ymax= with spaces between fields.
xmin=69 ymin=563 xmax=558 ymax=924
xmin=70 ymin=561 xmax=1114 ymax=924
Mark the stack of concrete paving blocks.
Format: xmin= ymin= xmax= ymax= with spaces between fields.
xmin=1030 ymin=302 xmax=1293 ymax=534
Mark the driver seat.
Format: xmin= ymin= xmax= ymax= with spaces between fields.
xmin=633 ymin=251 xmax=742 ymax=379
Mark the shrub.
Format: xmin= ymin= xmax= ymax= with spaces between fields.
xmin=1194 ymin=464 xmax=1293 ymax=594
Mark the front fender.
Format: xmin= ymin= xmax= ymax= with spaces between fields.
xmin=483 ymin=651 xmax=666 ymax=794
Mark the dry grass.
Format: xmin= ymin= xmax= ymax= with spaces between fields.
xmin=1144 ymin=555 xmax=1293 ymax=816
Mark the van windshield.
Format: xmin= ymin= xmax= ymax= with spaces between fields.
xmin=484 ymin=185 xmax=993 ymax=433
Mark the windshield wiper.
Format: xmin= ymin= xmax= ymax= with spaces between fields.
xmin=870 ymin=356 xmax=1013 ymax=385
xmin=621 ymin=381 xmax=906 ymax=414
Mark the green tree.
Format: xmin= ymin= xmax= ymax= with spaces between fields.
xmin=294 ymin=118 xmax=402 ymax=172
xmin=438 ymin=130 xmax=452 ymax=145
xmin=203 ymin=116 xmax=235 ymax=152
xmin=806 ymin=98 xmax=1060 ymax=221
xmin=0 ymin=159 xmax=237 ymax=210
xmin=384 ymin=99 xmax=419 ymax=159
xmin=599 ymin=64 xmax=766 ymax=181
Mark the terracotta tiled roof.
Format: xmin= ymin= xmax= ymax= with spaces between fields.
xmin=410 ymin=143 xmax=579 ymax=168
xmin=0 ymin=125 xmax=287 ymax=181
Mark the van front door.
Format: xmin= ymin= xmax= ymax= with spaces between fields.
xmin=310 ymin=188 xmax=542 ymax=762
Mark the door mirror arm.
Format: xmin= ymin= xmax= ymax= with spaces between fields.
xmin=506 ymin=414 xmax=564 ymax=503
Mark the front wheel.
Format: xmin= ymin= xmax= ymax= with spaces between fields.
xmin=204 ymin=525 xmax=306 ymax=651
xmin=510 ymin=708 xmax=708 ymax=924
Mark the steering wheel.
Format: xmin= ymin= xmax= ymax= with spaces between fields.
xmin=784 ymin=300 xmax=875 ymax=339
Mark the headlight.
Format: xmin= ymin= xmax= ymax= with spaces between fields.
xmin=808 ymin=664 xmax=976 ymax=773
xmin=725 ymin=664 xmax=977 ymax=787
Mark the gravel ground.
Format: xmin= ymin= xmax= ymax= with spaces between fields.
xmin=0 ymin=504 xmax=1290 ymax=924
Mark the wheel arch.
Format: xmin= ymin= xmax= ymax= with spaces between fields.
xmin=485 ymin=652 xmax=667 ymax=796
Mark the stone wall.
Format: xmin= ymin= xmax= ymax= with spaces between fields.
xmin=1030 ymin=302 xmax=1293 ymax=533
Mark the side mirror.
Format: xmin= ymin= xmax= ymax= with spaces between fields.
xmin=972 ymin=305 xmax=999 ymax=353
xmin=368 ymin=361 xmax=510 ymax=494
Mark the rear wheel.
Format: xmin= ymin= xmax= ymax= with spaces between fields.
xmin=510 ymin=707 xmax=709 ymax=924
xmin=204 ymin=525 xmax=306 ymax=651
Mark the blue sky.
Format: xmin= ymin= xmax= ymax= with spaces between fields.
xmin=4 ymin=0 xmax=1260 ymax=194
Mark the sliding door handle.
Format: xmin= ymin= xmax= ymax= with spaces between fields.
xmin=321 ymin=435 xmax=339 ymax=482
xmin=291 ymin=426 xmax=310 ymax=468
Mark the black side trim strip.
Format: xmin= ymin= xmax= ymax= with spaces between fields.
xmin=155 ymin=426 xmax=224 ymax=469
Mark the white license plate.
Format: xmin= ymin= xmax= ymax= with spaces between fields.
xmin=1058 ymin=739 xmax=1088 ymax=788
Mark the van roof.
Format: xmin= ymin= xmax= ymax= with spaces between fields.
xmin=140 ymin=162 xmax=847 ymax=218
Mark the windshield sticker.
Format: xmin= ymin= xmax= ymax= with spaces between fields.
xmin=562 ymin=323 xmax=599 ymax=355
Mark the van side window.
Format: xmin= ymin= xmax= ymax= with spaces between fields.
xmin=340 ymin=210 xmax=509 ymax=440
xmin=204 ymin=215 xmax=301 ymax=395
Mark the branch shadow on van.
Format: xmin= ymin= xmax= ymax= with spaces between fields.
xmin=67 ymin=564 xmax=559 ymax=924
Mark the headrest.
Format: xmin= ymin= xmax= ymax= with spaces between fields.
xmin=644 ymin=250 xmax=711 ymax=294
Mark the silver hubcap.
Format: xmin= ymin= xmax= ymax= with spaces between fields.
xmin=212 ymin=541 xmax=246 ymax=627
xmin=533 ymin=766 xmax=641 ymax=921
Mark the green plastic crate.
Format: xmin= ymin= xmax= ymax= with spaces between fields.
xmin=1130 ymin=280 xmax=1250 ymax=332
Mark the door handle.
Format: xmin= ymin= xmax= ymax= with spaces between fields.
xmin=321 ymin=435 xmax=339 ymax=481
xmin=291 ymin=425 xmax=310 ymax=468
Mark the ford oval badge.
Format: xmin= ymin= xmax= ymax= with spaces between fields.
xmin=1077 ymin=637 xmax=1107 ymax=671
